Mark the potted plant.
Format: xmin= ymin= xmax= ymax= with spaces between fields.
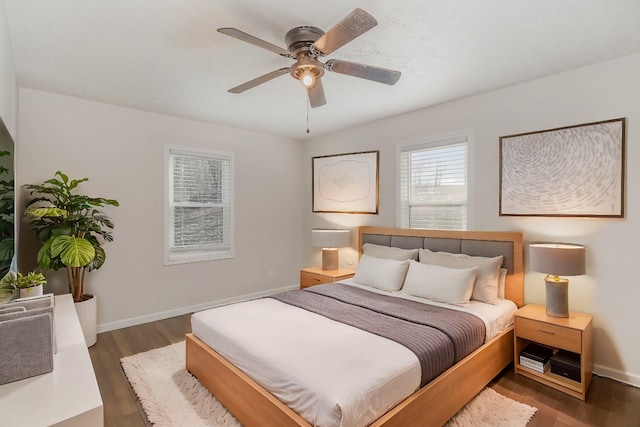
xmin=0 ymin=271 xmax=47 ymax=298
xmin=23 ymin=171 xmax=119 ymax=346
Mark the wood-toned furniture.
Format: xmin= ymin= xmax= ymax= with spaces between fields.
xmin=186 ymin=226 xmax=524 ymax=427
xmin=0 ymin=294 xmax=103 ymax=427
xmin=514 ymin=304 xmax=593 ymax=400
xmin=299 ymin=267 xmax=355 ymax=289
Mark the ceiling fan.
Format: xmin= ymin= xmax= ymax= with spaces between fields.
xmin=218 ymin=8 xmax=401 ymax=108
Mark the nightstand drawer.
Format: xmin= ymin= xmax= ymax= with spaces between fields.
xmin=515 ymin=317 xmax=581 ymax=353
xmin=299 ymin=268 xmax=355 ymax=289
xmin=300 ymin=271 xmax=332 ymax=288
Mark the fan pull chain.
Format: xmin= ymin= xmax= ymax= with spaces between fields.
xmin=306 ymin=99 xmax=310 ymax=134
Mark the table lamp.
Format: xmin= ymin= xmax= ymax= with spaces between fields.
xmin=529 ymin=243 xmax=586 ymax=317
xmin=311 ymin=229 xmax=350 ymax=271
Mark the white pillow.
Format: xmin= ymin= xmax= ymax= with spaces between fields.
xmin=418 ymin=248 xmax=503 ymax=305
xmin=362 ymin=243 xmax=419 ymax=261
xmin=498 ymin=268 xmax=508 ymax=299
xmin=402 ymin=261 xmax=477 ymax=306
xmin=353 ymin=254 xmax=410 ymax=291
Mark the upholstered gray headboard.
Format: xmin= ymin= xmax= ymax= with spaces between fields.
xmin=358 ymin=226 xmax=524 ymax=306
xmin=361 ymin=233 xmax=515 ymax=274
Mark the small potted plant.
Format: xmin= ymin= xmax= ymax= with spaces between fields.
xmin=0 ymin=271 xmax=47 ymax=298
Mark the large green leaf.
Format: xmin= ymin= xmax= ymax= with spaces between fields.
xmin=68 ymin=177 xmax=88 ymax=190
xmin=51 ymin=235 xmax=95 ymax=267
xmin=92 ymin=246 xmax=106 ymax=270
xmin=55 ymin=171 xmax=69 ymax=184
xmin=0 ymin=237 xmax=14 ymax=261
xmin=37 ymin=240 xmax=53 ymax=269
xmin=25 ymin=206 xmax=68 ymax=218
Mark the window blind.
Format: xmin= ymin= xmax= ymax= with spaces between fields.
xmin=398 ymin=134 xmax=468 ymax=230
xmin=166 ymin=146 xmax=233 ymax=263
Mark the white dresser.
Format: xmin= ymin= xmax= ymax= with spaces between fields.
xmin=0 ymin=294 xmax=103 ymax=426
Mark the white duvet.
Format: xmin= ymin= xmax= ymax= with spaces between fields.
xmin=191 ymin=281 xmax=517 ymax=427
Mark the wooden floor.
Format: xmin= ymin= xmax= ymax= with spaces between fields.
xmin=89 ymin=314 xmax=640 ymax=427
xmin=88 ymin=314 xmax=191 ymax=427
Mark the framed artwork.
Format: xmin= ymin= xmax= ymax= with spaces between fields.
xmin=499 ymin=118 xmax=625 ymax=217
xmin=312 ymin=150 xmax=379 ymax=214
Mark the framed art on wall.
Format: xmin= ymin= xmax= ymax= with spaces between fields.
xmin=499 ymin=118 xmax=625 ymax=217
xmin=312 ymin=150 xmax=379 ymax=214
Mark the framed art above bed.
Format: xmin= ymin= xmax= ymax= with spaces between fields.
xmin=499 ymin=118 xmax=625 ymax=217
xmin=312 ymin=151 xmax=379 ymax=214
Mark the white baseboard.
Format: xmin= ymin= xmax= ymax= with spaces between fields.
xmin=594 ymin=364 xmax=640 ymax=388
xmin=96 ymin=284 xmax=299 ymax=334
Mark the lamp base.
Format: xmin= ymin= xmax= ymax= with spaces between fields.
xmin=321 ymin=248 xmax=339 ymax=271
xmin=545 ymin=278 xmax=569 ymax=318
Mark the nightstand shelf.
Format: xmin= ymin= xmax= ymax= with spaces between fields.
xmin=514 ymin=304 xmax=593 ymax=400
xmin=300 ymin=267 xmax=355 ymax=289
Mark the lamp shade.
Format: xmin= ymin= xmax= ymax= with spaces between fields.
xmin=529 ymin=243 xmax=586 ymax=276
xmin=311 ymin=229 xmax=350 ymax=248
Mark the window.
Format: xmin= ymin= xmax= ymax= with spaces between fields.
xmin=397 ymin=132 xmax=471 ymax=230
xmin=164 ymin=145 xmax=233 ymax=264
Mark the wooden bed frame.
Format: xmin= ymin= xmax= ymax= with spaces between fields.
xmin=186 ymin=226 xmax=524 ymax=427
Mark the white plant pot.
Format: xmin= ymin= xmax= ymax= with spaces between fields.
xmin=19 ymin=284 xmax=43 ymax=298
xmin=75 ymin=295 xmax=97 ymax=347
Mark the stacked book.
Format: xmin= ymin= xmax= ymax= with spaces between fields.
xmin=519 ymin=343 xmax=553 ymax=373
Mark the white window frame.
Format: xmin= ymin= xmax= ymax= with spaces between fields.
xmin=396 ymin=130 xmax=474 ymax=230
xmin=164 ymin=144 xmax=234 ymax=265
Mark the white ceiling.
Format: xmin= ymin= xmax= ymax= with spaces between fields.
xmin=4 ymin=1 xmax=640 ymax=140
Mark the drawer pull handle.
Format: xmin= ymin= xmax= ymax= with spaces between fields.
xmin=313 ymin=278 xmax=321 ymax=282
xmin=538 ymin=329 xmax=556 ymax=335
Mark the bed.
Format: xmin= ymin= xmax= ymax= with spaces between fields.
xmin=186 ymin=226 xmax=524 ymax=427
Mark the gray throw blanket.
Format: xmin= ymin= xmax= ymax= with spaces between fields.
xmin=269 ymin=283 xmax=486 ymax=386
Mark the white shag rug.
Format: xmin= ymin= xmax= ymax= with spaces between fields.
xmin=121 ymin=342 xmax=537 ymax=427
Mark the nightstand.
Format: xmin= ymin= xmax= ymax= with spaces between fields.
xmin=299 ymin=267 xmax=355 ymax=289
xmin=514 ymin=303 xmax=593 ymax=400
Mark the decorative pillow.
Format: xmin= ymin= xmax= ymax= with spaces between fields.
xmin=401 ymin=261 xmax=477 ymax=306
xmin=418 ymin=248 xmax=503 ymax=305
xmin=362 ymin=243 xmax=419 ymax=261
xmin=353 ymin=254 xmax=410 ymax=292
xmin=498 ymin=268 xmax=508 ymax=299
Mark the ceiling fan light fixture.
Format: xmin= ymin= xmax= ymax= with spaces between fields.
xmin=300 ymin=69 xmax=315 ymax=87
xmin=291 ymin=55 xmax=323 ymax=89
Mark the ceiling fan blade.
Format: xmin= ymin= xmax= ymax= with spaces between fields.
xmin=227 ymin=68 xmax=290 ymax=94
xmin=312 ymin=8 xmax=377 ymax=56
xmin=326 ymin=59 xmax=401 ymax=85
xmin=218 ymin=28 xmax=293 ymax=58
xmin=307 ymin=78 xmax=327 ymax=108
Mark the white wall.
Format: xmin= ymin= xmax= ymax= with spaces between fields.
xmin=305 ymin=53 xmax=640 ymax=386
xmin=16 ymin=88 xmax=305 ymax=330
xmin=0 ymin=0 xmax=17 ymax=136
